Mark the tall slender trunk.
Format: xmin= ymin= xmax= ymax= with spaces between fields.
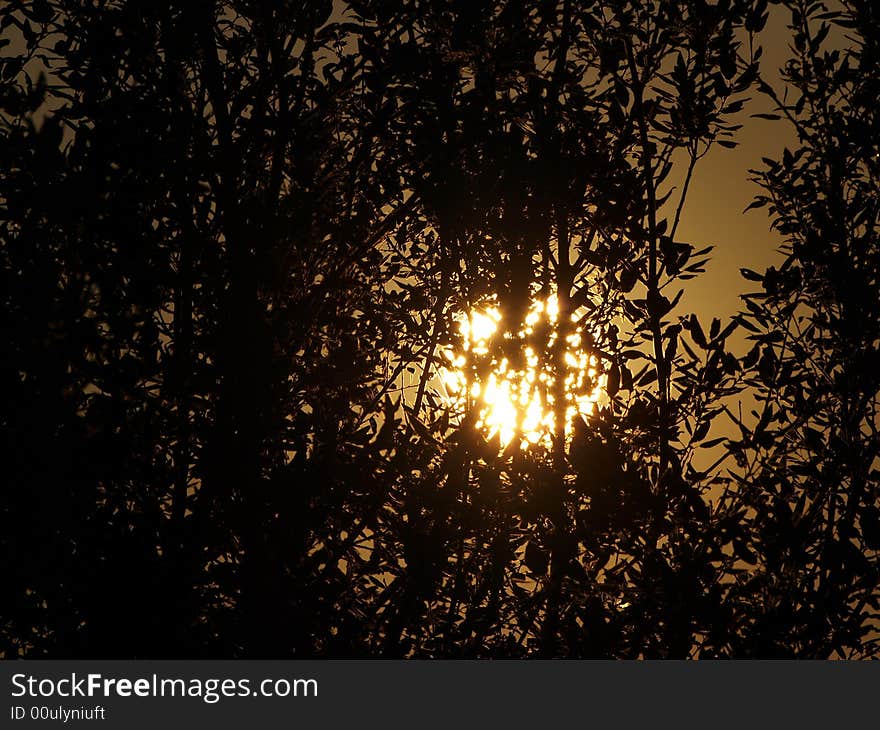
xmin=196 ymin=7 xmax=276 ymax=656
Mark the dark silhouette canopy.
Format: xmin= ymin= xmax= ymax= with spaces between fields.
xmin=1 ymin=0 xmax=877 ymax=658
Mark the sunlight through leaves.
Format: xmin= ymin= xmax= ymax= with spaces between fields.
xmin=441 ymin=294 xmax=605 ymax=448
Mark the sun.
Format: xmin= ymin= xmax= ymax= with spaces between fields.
xmin=441 ymin=294 xmax=605 ymax=448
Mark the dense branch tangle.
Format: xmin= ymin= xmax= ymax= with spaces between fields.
xmin=8 ymin=0 xmax=877 ymax=659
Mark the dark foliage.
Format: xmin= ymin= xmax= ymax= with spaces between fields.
xmin=0 ymin=0 xmax=877 ymax=657
xmin=727 ymin=0 xmax=880 ymax=658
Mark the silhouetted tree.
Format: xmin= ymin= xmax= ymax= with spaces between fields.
xmin=349 ymin=0 xmax=765 ymax=657
xmin=1 ymin=0 xmax=411 ymax=657
xmin=2 ymin=0 xmax=877 ymax=660
xmin=727 ymin=0 xmax=880 ymax=658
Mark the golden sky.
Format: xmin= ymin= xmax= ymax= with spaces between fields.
xmin=673 ymin=7 xmax=795 ymax=328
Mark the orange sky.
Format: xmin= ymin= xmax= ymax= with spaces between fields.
xmin=673 ymin=6 xmax=795 ymax=329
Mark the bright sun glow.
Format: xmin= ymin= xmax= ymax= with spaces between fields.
xmin=441 ymin=294 xmax=605 ymax=448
